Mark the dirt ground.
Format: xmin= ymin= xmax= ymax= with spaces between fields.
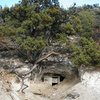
xmin=1 ymin=68 xmax=100 ymax=100
xmin=0 ymin=69 xmax=79 ymax=100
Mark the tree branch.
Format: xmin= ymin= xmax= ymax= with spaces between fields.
xmin=24 ymin=51 xmax=60 ymax=76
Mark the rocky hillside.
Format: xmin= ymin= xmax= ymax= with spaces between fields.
xmin=0 ymin=1 xmax=100 ymax=100
xmin=0 ymin=60 xmax=100 ymax=100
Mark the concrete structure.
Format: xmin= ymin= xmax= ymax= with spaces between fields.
xmin=42 ymin=73 xmax=62 ymax=85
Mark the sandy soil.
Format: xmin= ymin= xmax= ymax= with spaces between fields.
xmin=0 ymin=69 xmax=78 ymax=100
xmin=0 ymin=68 xmax=100 ymax=100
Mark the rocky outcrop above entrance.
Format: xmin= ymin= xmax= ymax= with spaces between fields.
xmin=37 ymin=45 xmax=78 ymax=80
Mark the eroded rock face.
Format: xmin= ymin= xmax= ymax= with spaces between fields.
xmin=1 ymin=67 xmax=100 ymax=100
xmin=36 ymin=45 xmax=78 ymax=80
xmin=0 ymin=69 xmax=50 ymax=100
xmin=0 ymin=41 xmax=77 ymax=77
xmin=64 ymin=68 xmax=100 ymax=100
xmin=0 ymin=45 xmax=78 ymax=100
xmin=1 ymin=42 xmax=100 ymax=100
xmin=0 ymin=67 xmax=78 ymax=100
xmin=0 ymin=57 xmax=33 ymax=74
xmin=0 ymin=50 xmax=100 ymax=100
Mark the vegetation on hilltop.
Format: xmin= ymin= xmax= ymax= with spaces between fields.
xmin=0 ymin=0 xmax=100 ymax=67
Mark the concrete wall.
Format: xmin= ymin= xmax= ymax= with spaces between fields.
xmin=43 ymin=75 xmax=60 ymax=85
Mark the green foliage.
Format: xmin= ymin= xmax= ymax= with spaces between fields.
xmin=46 ymin=7 xmax=60 ymax=16
xmin=70 ymin=16 xmax=83 ymax=34
xmin=78 ymin=10 xmax=95 ymax=37
xmin=0 ymin=1 xmax=100 ymax=67
xmin=16 ymin=27 xmax=27 ymax=34
xmin=60 ymin=15 xmax=83 ymax=35
xmin=64 ymin=22 xmax=75 ymax=35
xmin=56 ymin=33 xmax=68 ymax=44
xmin=40 ymin=12 xmax=53 ymax=27
xmin=0 ymin=25 xmax=16 ymax=36
xmin=79 ymin=37 xmax=100 ymax=65
xmin=70 ymin=37 xmax=100 ymax=66
xmin=16 ymin=36 xmax=47 ymax=52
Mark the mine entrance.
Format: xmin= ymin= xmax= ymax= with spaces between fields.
xmin=42 ymin=73 xmax=65 ymax=86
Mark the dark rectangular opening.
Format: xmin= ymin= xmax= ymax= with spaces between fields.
xmin=52 ymin=83 xmax=58 ymax=86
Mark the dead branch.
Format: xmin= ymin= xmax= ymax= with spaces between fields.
xmin=0 ymin=42 xmax=10 ymax=51
xmin=24 ymin=64 xmax=38 ymax=76
xmin=24 ymin=51 xmax=60 ymax=76
xmin=0 ymin=38 xmax=61 ymax=93
xmin=14 ymin=51 xmax=60 ymax=93
xmin=35 ymin=51 xmax=60 ymax=64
